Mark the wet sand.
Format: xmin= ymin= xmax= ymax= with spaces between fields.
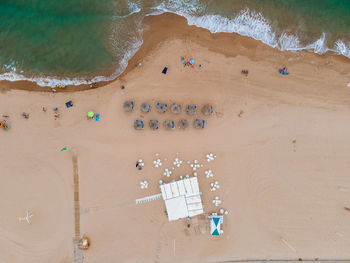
xmin=1 ymin=13 xmax=350 ymax=263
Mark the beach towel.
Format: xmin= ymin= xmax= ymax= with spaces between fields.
xmin=95 ymin=114 xmax=100 ymax=122
xmin=347 ymin=82 xmax=350 ymax=87
xmin=162 ymin=67 xmax=168 ymax=74
xmin=65 ymin=101 xmax=73 ymax=108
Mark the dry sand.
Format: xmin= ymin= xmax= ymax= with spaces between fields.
xmin=1 ymin=13 xmax=350 ymax=263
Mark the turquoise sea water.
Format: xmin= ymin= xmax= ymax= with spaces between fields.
xmin=0 ymin=0 xmax=349 ymax=87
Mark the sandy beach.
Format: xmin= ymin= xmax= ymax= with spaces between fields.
xmin=1 ymin=13 xmax=350 ymax=263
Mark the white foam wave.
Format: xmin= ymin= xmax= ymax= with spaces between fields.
xmin=335 ymin=40 xmax=350 ymax=58
xmin=304 ymin=32 xmax=329 ymax=54
xmin=113 ymin=1 xmax=141 ymax=18
xmin=0 ymin=36 xmax=143 ymax=87
xmin=1 ymin=2 xmax=349 ymax=88
xmin=153 ymin=3 xmax=350 ymax=59
xmin=278 ymin=33 xmax=301 ymax=51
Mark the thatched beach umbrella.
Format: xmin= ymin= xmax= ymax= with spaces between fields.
xmin=201 ymin=105 xmax=213 ymax=115
xmin=149 ymin=120 xmax=159 ymax=130
xmin=141 ymin=103 xmax=151 ymax=113
xmin=186 ymin=105 xmax=198 ymax=115
xmin=123 ymin=100 xmax=134 ymax=112
xmin=171 ymin=103 xmax=182 ymax=114
xmin=178 ymin=119 xmax=189 ymax=129
xmin=134 ymin=120 xmax=144 ymax=130
xmin=194 ymin=119 xmax=205 ymax=129
xmin=156 ymin=102 xmax=167 ymax=113
xmin=164 ymin=120 xmax=175 ymax=130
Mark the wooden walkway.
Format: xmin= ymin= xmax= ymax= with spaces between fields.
xmin=72 ymin=154 xmax=80 ymax=237
xmin=72 ymin=154 xmax=83 ymax=263
xmin=136 ymin=193 xmax=162 ymax=205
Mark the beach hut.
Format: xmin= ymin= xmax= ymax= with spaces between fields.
xmin=164 ymin=120 xmax=175 ymax=130
xmin=201 ymin=105 xmax=213 ymax=115
xmin=194 ymin=119 xmax=205 ymax=129
xmin=141 ymin=103 xmax=151 ymax=113
xmin=156 ymin=102 xmax=167 ymax=113
xmin=134 ymin=120 xmax=144 ymax=130
xmin=149 ymin=120 xmax=159 ymax=130
xmin=170 ymin=103 xmax=182 ymax=114
xmin=186 ymin=105 xmax=198 ymax=115
xmin=178 ymin=119 xmax=189 ymax=129
xmin=208 ymin=214 xmax=223 ymax=236
xmin=123 ymin=101 xmax=134 ymax=112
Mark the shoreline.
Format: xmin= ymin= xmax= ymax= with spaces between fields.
xmin=1 ymin=15 xmax=350 ymax=262
xmin=0 ymin=13 xmax=349 ymax=93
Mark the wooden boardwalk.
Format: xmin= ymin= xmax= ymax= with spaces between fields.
xmin=72 ymin=154 xmax=83 ymax=263
xmin=72 ymin=154 xmax=80 ymax=237
xmin=136 ymin=193 xmax=162 ymax=204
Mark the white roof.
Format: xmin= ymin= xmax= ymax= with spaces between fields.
xmin=160 ymin=177 xmax=204 ymax=221
xmin=165 ymin=196 xmax=188 ymax=221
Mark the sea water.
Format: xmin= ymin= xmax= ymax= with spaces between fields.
xmin=0 ymin=0 xmax=349 ymax=87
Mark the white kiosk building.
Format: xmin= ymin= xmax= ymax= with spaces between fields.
xmin=160 ymin=177 xmax=204 ymax=221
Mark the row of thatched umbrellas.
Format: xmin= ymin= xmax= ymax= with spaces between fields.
xmin=134 ymin=119 xmax=205 ymax=130
xmin=124 ymin=101 xmax=213 ymax=115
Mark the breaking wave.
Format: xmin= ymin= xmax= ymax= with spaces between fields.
xmin=0 ymin=37 xmax=143 ymax=87
xmin=0 ymin=1 xmax=349 ymax=88
xmin=153 ymin=4 xmax=350 ymax=58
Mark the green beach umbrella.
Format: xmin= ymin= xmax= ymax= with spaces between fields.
xmin=60 ymin=147 xmax=67 ymax=151
xmin=88 ymin=111 xmax=94 ymax=118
